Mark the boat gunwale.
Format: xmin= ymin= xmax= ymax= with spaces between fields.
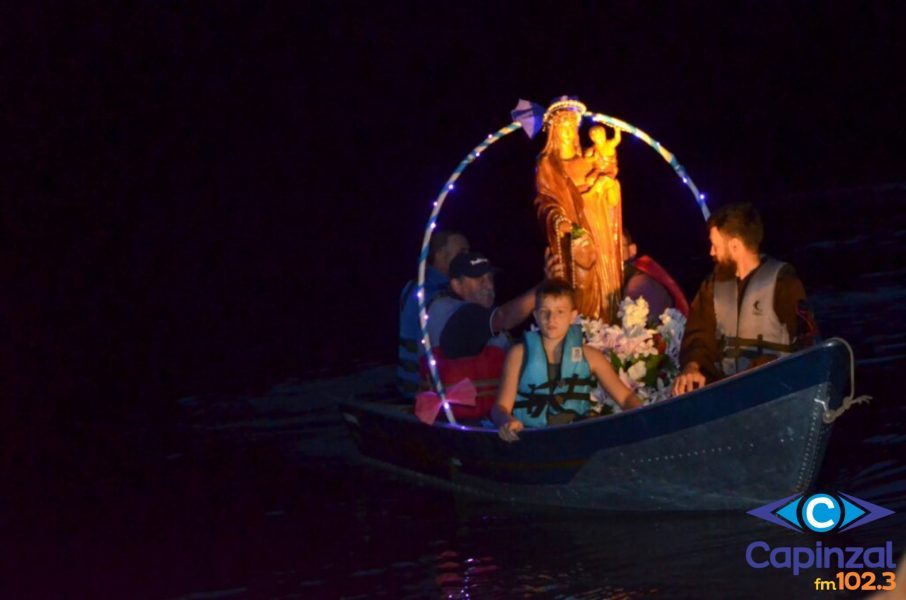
xmin=340 ymin=338 xmax=849 ymax=439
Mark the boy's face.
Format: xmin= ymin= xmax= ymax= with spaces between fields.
xmin=590 ymin=128 xmax=605 ymax=144
xmin=534 ymin=294 xmax=577 ymax=340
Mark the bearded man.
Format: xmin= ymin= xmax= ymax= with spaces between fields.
xmin=673 ymin=203 xmax=818 ymax=395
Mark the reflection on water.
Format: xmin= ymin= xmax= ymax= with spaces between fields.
xmin=7 ymin=371 xmax=905 ymax=598
xmin=13 ymin=367 xmax=894 ymax=598
xmin=8 ymin=332 xmax=906 ymax=598
xmin=8 ymin=195 xmax=906 ymax=598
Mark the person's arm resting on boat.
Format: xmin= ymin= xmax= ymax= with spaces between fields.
xmin=583 ymin=345 xmax=643 ymax=409
xmin=674 ymin=277 xmax=718 ymax=395
xmin=492 ymin=343 xmax=525 ymax=442
xmin=673 ymin=361 xmax=707 ymax=395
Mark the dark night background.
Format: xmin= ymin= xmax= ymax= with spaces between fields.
xmin=3 ymin=2 xmax=905 ymax=488
xmin=3 ymin=3 xmax=906 ymax=597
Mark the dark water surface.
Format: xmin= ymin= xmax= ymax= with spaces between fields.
xmin=7 ymin=363 xmax=903 ymax=599
xmin=7 ymin=5 xmax=906 ymax=597
xmin=6 ymin=191 xmax=906 ymax=599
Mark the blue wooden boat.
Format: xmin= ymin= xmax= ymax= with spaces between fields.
xmin=340 ymin=339 xmax=855 ymax=511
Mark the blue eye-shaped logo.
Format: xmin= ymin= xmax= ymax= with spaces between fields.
xmin=748 ymin=492 xmax=894 ymax=533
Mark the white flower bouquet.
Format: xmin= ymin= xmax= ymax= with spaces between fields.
xmin=582 ymin=297 xmax=686 ymax=412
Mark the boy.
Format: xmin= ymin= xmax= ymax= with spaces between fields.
xmin=491 ymin=279 xmax=642 ymax=442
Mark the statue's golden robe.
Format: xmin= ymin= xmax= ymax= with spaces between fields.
xmin=535 ymin=145 xmax=623 ymax=322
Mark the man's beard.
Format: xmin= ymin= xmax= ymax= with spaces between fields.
xmin=713 ymin=257 xmax=737 ymax=280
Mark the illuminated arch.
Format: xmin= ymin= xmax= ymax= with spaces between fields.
xmin=416 ymin=110 xmax=709 ymax=425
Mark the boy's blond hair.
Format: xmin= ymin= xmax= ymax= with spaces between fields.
xmin=535 ymin=278 xmax=576 ymax=310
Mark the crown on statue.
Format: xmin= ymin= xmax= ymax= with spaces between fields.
xmin=543 ymin=96 xmax=587 ymax=128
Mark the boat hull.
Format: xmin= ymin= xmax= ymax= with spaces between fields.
xmin=340 ymin=339 xmax=851 ymax=510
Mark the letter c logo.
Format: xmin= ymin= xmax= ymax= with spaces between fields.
xmin=746 ymin=541 xmax=770 ymax=568
xmin=803 ymin=494 xmax=841 ymax=532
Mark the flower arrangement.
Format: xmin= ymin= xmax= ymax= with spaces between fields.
xmin=582 ymin=296 xmax=686 ymax=412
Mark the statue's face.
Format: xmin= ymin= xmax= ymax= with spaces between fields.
xmin=556 ymin=121 xmax=576 ymax=145
xmin=553 ymin=113 xmax=579 ymax=144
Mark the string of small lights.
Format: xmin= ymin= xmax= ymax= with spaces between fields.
xmin=586 ymin=112 xmax=710 ymax=220
xmin=416 ymin=121 xmax=522 ymax=426
xmin=416 ymin=110 xmax=709 ymax=426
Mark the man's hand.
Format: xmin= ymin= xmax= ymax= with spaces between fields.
xmin=673 ymin=363 xmax=706 ymax=396
xmin=544 ymin=248 xmax=566 ymax=280
xmin=498 ymin=418 xmax=524 ymax=443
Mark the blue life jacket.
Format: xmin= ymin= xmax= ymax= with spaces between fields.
xmin=397 ymin=266 xmax=448 ymax=398
xmin=513 ymin=325 xmax=596 ymax=427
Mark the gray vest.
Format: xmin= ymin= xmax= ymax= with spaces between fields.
xmin=713 ymin=257 xmax=794 ymax=376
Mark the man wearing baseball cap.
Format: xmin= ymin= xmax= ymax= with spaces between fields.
xmin=420 ymin=250 xmax=561 ymax=420
xmin=427 ymin=251 xmax=556 ymax=358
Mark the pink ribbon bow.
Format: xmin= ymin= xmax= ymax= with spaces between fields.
xmin=415 ymin=378 xmax=477 ymax=425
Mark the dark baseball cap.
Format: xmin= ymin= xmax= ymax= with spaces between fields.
xmin=449 ymin=252 xmax=499 ymax=279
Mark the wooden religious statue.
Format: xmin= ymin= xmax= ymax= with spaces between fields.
xmin=534 ymin=98 xmax=624 ymax=322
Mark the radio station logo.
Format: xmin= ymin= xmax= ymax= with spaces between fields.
xmin=748 ymin=492 xmax=894 ymax=533
xmin=745 ymin=492 xmax=899 ymax=590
